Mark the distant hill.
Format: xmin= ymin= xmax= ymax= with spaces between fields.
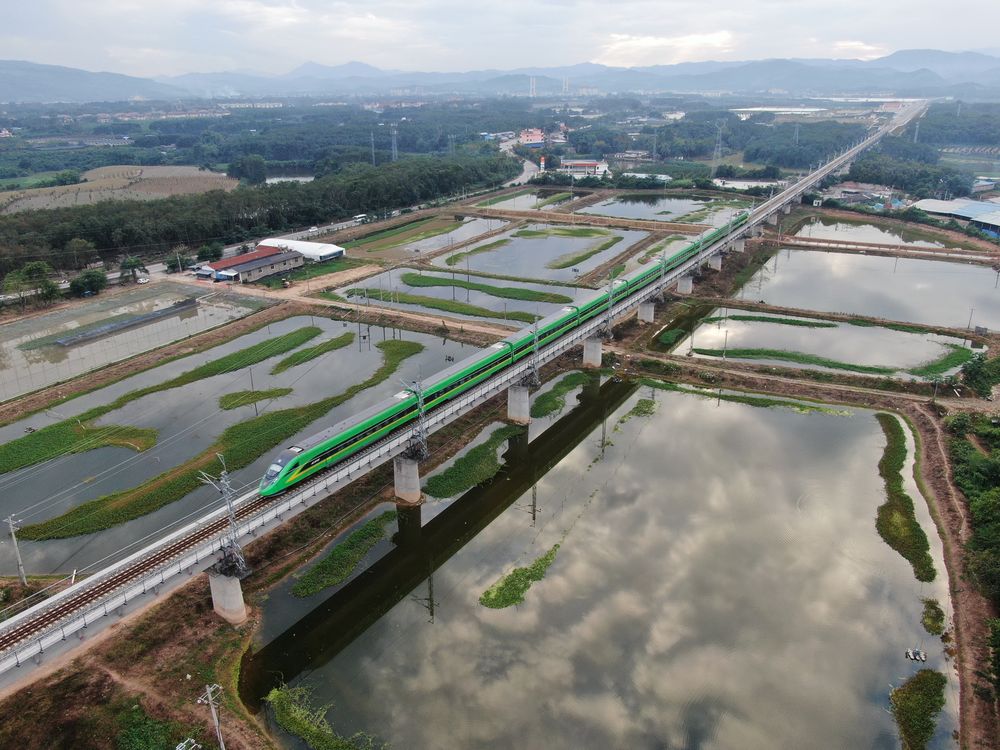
xmin=0 ymin=60 xmax=186 ymax=103
xmin=5 ymin=49 xmax=1000 ymax=103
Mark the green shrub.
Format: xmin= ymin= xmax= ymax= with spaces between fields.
xmin=658 ymin=328 xmax=686 ymax=347
xmin=889 ymin=669 xmax=947 ymax=750
xmin=424 ymin=425 xmax=523 ymax=498
xmin=266 ymin=684 xmax=383 ymax=750
xmin=480 ymin=544 xmax=560 ymax=609
xmin=921 ymin=598 xmax=945 ymax=636
xmin=292 ymin=511 xmax=396 ymax=597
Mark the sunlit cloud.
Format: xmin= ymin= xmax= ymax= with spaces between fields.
xmin=833 ymin=39 xmax=888 ymax=59
xmin=596 ymin=31 xmax=737 ymax=67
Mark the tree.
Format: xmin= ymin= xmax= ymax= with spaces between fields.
xmin=69 ymin=269 xmax=108 ymax=297
xmin=3 ymin=270 xmax=29 ymax=310
xmin=165 ymin=253 xmax=194 ymax=273
xmin=35 ymin=278 xmax=60 ymax=305
xmin=63 ymin=238 xmax=98 ymax=271
xmin=228 ymin=154 xmax=267 ymax=185
xmin=119 ymin=255 xmax=148 ymax=283
xmin=196 ymin=242 xmax=223 ymax=262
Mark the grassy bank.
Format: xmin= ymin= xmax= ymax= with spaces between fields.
xmin=536 ymin=191 xmax=572 ymax=207
xmin=909 ymin=344 xmax=974 ymax=378
xmin=547 ymin=236 xmax=623 ymax=269
xmin=889 ymin=669 xmax=947 ymax=750
xmin=257 ymin=258 xmax=367 ymax=288
xmin=219 ymin=388 xmax=293 ymax=410
xmin=292 ymin=510 xmax=397 ymax=597
xmin=266 ymin=684 xmax=382 ymax=750
xmin=270 ymin=332 xmax=355 ymax=375
xmin=0 ymin=326 xmax=322 ymax=475
xmin=639 ymin=377 xmax=849 ymax=415
xmin=531 ymin=371 xmax=592 ymax=418
xmin=692 ymin=347 xmax=897 ymax=375
xmin=20 ymin=340 xmax=423 ymax=540
xmin=345 ymin=287 xmax=537 ymax=323
xmin=477 ymin=188 xmax=533 ymax=207
xmin=444 ymin=238 xmax=510 ymax=266
xmin=658 ymin=329 xmax=686 ymax=348
xmin=424 ymin=425 xmax=523 ymax=498
xmin=874 ymin=413 xmax=936 ymax=582
xmin=513 ymin=227 xmax=609 ymax=239
xmin=400 ymin=272 xmax=572 ymax=304
xmin=480 ymin=544 xmax=560 ymax=609
xmin=701 ymin=314 xmax=838 ymax=329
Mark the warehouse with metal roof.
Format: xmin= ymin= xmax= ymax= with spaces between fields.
xmin=913 ymin=198 xmax=1000 ymax=237
xmin=256 ymin=238 xmax=345 ymax=262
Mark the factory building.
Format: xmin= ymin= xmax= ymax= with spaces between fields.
xmin=255 ymin=238 xmax=346 ymax=262
xmin=912 ymin=198 xmax=1000 ymax=237
xmin=197 ymin=245 xmax=303 ymax=283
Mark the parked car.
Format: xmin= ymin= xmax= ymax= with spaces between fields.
xmin=137 ymin=277 xmax=150 ymax=284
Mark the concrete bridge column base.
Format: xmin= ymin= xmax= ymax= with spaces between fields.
xmin=208 ymin=572 xmax=247 ymax=626
xmin=732 ymin=238 xmax=745 ymax=253
xmin=638 ymin=302 xmax=655 ymax=323
xmin=783 ymin=203 xmax=792 ymax=215
xmin=583 ymin=337 xmax=603 ymax=368
xmin=676 ymin=276 xmax=694 ymax=294
xmin=766 ymin=213 xmax=778 ymax=226
xmin=507 ymin=385 xmax=530 ymax=425
xmin=708 ymin=255 xmax=723 ymax=271
xmin=393 ymin=456 xmax=422 ymax=505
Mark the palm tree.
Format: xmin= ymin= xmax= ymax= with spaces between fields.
xmin=119 ymin=255 xmax=148 ymax=283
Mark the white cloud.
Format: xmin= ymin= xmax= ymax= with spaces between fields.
xmin=833 ymin=39 xmax=888 ymax=59
xmin=596 ymin=31 xmax=737 ymax=67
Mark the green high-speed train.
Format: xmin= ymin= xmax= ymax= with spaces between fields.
xmin=259 ymin=212 xmax=750 ymax=496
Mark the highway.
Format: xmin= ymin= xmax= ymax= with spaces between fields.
xmin=0 ymin=100 xmax=926 ymax=678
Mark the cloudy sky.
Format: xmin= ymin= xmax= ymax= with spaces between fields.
xmin=3 ymin=0 xmax=998 ymax=77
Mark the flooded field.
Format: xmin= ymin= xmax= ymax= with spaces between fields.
xmin=738 ymin=248 xmax=1000 ymax=329
xmin=578 ymin=194 xmax=750 ymax=227
xmin=243 ymin=381 xmax=956 ymax=749
xmin=350 ymin=217 xmax=503 ymax=261
xmin=481 ymin=190 xmax=572 ymax=211
xmin=335 ymin=268 xmax=582 ymax=327
xmin=795 ymin=216 xmax=945 ymax=248
xmin=0 ymin=315 xmax=475 ymax=574
xmin=0 ymin=283 xmax=261 ymax=402
xmin=433 ymin=225 xmax=648 ymax=284
xmin=677 ymin=311 xmax=973 ymax=377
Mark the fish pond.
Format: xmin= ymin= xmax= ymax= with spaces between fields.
xmin=243 ymin=379 xmax=956 ymax=750
xmin=578 ymin=194 xmax=751 ymax=227
xmin=737 ymin=248 xmax=1000 ymax=329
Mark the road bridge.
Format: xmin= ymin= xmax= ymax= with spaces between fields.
xmin=763 ymin=234 xmax=999 ymax=265
xmin=0 ymin=100 xmax=926 ymax=679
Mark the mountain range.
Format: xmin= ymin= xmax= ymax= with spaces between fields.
xmin=2 ymin=49 xmax=999 ymax=103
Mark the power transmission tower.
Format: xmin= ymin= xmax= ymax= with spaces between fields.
xmin=6 ymin=516 xmax=26 ymax=586
xmin=401 ymin=380 xmax=429 ymax=461
xmin=370 ymin=130 xmax=376 ymax=166
xmin=529 ymin=76 xmax=536 ymax=98
xmin=562 ymin=76 xmax=569 ymax=94
xmin=793 ymin=123 xmax=800 ymax=147
xmin=198 ymin=457 xmax=250 ymax=580
xmin=711 ymin=119 xmax=725 ymax=176
xmin=390 ymin=123 xmax=399 ymax=162
xmin=197 ymin=684 xmax=226 ymax=750
xmin=913 ymin=121 xmax=920 ymax=144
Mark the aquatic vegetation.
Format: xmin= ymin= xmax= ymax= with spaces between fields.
xmin=692 ymin=347 xmax=897 ymax=375
xmin=400 ymin=272 xmax=572 ymax=303
xmin=874 ymin=413 xmax=936 ymax=582
xmin=921 ymin=598 xmax=945 ymax=636
xmin=480 ymin=544 xmax=560 ymax=609
xmin=618 ymin=398 xmax=656 ymax=427
xmin=423 ymin=425 xmax=523 ymax=498
xmin=346 ymin=288 xmax=537 ymax=323
xmin=266 ymin=684 xmax=385 ymax=750
xmin=638 ymin=378 xmax=850 ymax=416
xmin=908 ymin=344 xmax=974 ymax=378
xmin=530 ymin=372 xmax=592 ymax=418
xmin=889 ymin=669 xmax=947 ymax=750
xmin=546 ymin=236 xmax=623 ymax=269
xmin=271 ymin=333 xmax=355 ymax=375
xmin=292 ymin=511 xmax=397 ymax=597
xmin=700 ymin=314 xmax=838 ymax=329
xmin=658 ymin=328 xmax=686 ymax=347
xmin=513 ymin=227 xmax=609 ymax=239
xmin=535 ymin=191 xmax=572 ymax=207
xmin=444 ymin=239 xmax=510 ymax=266
xmin=219 ymin=388 xmax=293 ymax=410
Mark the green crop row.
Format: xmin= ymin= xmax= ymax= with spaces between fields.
xmin=889 ymin=669 xmax=947 ymax=750
xmin=423 ymin=425 xmax=523 ymax=498
xmin=444 ymin=238 xmax=510 ymax=266
xmin=292 ymin=511 xmax=397 ymax=597
xmin=480 ymin=544 xmax=560 ymax=609
xmin=400 ymin=272 xmax=571 ymax=304
xmin=531 ymin=372 xmax=592 ymax=418
xmin=343 ymin=216 xmax=437 ymax=248
xmin=513 ymin=227 xmax=609 ymax=239
xmin=874 ymin=413 xmax=936 ymax=582
xmin=266 ymin=684 xmax=382 ymax=750
xmin=346 ymin=287 xmax=537 ymax=323
xmin=546 ymin=236 xmax=623 ymax=269
xmin=701 ymin=314 xmax=838 ymax=329
xmin=0 ymin=326 xmax=322 ymax=476
xmin=270 ymin=333 xmax=355 ymax=375
xmin=219 ymin=388 xmax=293 ymax=411
xmin=20 ymin=340 xmax=424 ymax=540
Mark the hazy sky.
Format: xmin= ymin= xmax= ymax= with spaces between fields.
xmin=3 ymin=0 xmax=998 ymax=77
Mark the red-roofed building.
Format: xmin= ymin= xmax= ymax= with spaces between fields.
xmin=196 ymin=245 xmax=303 ymax=283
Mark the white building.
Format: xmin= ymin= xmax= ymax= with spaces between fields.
xmin=255 ymin=238 xmax=346 ymax=262
xmin=557 ymin=160 xmax=610 ymax=178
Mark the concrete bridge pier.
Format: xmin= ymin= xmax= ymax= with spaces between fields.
xmin=583 ymin=337 xmax=603 ymax=368
xmin=708 ymin=255 xmax=723 ymax=271
xmin=676 ymin=276 xmax=694 ymax=294
xmin=766 ymin=213 xmax=778 ymax=226
xmin=638 ymin=301 xmax=655 ymax=323
xmin=393 ymin=456 xmax=422 ymax=505
xmin=208 ymin=572 xmax=248 ymax=626
xmin=752 ymin=224 xmax=764 ymax=237
xmin=732 ymin=238 xmax=745 ymax=253
xmin=783 ymin=203 xmax=792 ymax=215
xmin=507 ymin=385 xmax=531 ymax=425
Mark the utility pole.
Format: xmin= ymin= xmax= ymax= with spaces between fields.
xmin=248 ymin=367 xmax=258 ymax=417
xmin=370 ymin=130 xmax=376 ymax=166
xmin=198 ymin=457 xmax=250 ymax=580
xmin=6 ymin=516 xmax=26 ymax=586
xmin=401 ymin=379 xmax=429 ymax=461
xmin=913 ymin=121 xmax=920 ymax=144
xmin=793 ymin=123 xmax=800 ymax=147
xmin=197 ymin=684 xmax=226 ymax=750
xmin=390 ymin=123 xmax=399 ymax=162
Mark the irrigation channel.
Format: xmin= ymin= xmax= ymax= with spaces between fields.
xmin=241 ymin=376 xmax=956 ymax=750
